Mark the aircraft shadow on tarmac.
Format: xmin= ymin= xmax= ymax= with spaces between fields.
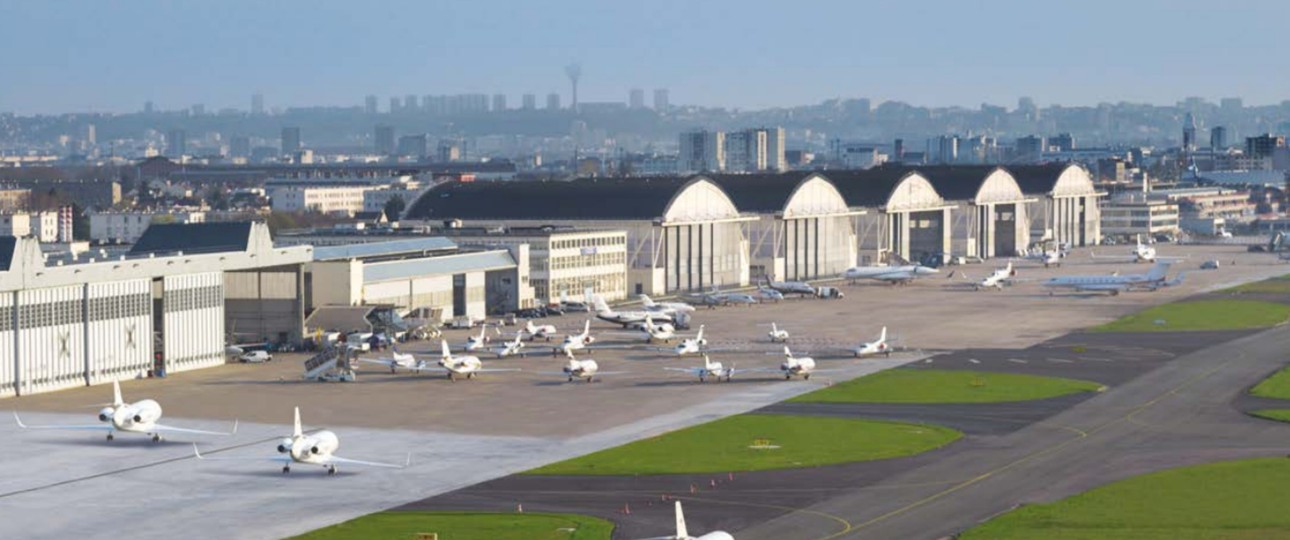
xmin=631 ymin=377 xmax=791 ymax=388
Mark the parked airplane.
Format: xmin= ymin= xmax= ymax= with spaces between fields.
xmin=437 ymin=340 xmax=520 ymax=381
xmin=594 ymin=295 xmax=674 ymax=327
xmin=851 ymin=327 xmax=891 ymax=357
xmin=761 ymin=278 xmax=817 ymax=297
xmin=767 ymin=322 xmax=790 ymax=343
xmin=641 ymin=294 xmax=696 ymax=314
xmin=754 ymin=286 xmax=784 ymax=303
xmin=640 ymin=313 xmax=678 ymax=342
xmin=13 ymin=380 xmax=236 ymax=442
xmin=638 ymin=501 xmax=734 ymax=540
xmin=776 ymin=346 xmax=817 ymax=380
xmin=664 ymin=354 xmax=734 ymax=383
xmin=559 ymin=320 xmax=598 ymax=355
xmin=672 ymin=325 xmax=708 ymax=356
xmin=494 ymin=331 xmax=528 ymax=358
xmin=975 ymin=262 xmax=1016 ymax=290
xmin=550 ymin=350 xmax=627 ymax=383
xmin=192 ymin=407 xmax=407 ymax=475
xmin=1022 ymin=248 xmax=1063 ymax=267
xmin=1043 ymin=261 xmax=1185 ymax=295
xmin=843 ymin=263 xmax=939 ymax=284
xmin=1093 ymin=235 xmax=1158 ymax=263
xmin=464 ymin=324 xmax=498 ymax=351
xmin=358 ymin=348 xmax=431 ymax=373
xmin=521 ymin=319 xmax=558 ymax=341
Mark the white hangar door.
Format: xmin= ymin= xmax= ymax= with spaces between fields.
xmin=17 ymin=286 xmax=87 ymax=396
xmin=907 ymin=210 xmax=945 ymax=263
xmin=163 ymin=273 xmax=226 ymax=374
xmin=0 ymin=293 xmax=14 ymax=398
xmin=86 ymin=280 xmax=153 ymax=384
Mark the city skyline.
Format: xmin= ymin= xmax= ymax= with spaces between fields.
xmin=2 ymin=0 xmax=1288 ymax=115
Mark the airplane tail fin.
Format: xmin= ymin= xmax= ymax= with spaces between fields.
xmin=1167 ymin=271 xmax=1186 ymax=287
xmin=583 ymin=319 xmax=590 ymax=336
xmin=593 ymin=295 xmax=611 ymax=314
xmin=696 ymin=324 xmax=704 ymax=342
xmin=112 ymin=380 xmax=124 ymax=407
xmin=675 ymin=500 xmax=689 ymax=539
xmin=703 ymin=354 xmax=713 ymax=369
xmin=783 ymin=346 xmax=793 ymax=358
xmin=639 ymin=294 xmax=655 ymax=307
xmin=292 ymin=407 xmax=303 ymax=438
xmin=1146 ymin=261 xmax=1172 ymax=281
xmin=584 ymin=287 xmax=595 ymax=306
xmin=441 ymin=340 xmax=451 ymax=359
xmin=879 ymin=326 xmax=888 ymax=343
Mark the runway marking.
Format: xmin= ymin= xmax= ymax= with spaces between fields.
xmin=673 ymin=494 xmax=854 ymax=537
xmin=817 ymin=346 xmax=1251 ymax=539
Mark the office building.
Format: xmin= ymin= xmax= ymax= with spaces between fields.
xmin=1182 ymin=113 xmax=1197 ymax=152
xmin=653 ymin=88 xmax=669 ymax=110
xmin=375 ymin=125 xmax=395 ymax=155
xmin=405 ymin=94 xmax=419 ymax=113
xmin=89 ymin=210 xmax=206 ymax=243
xmin=492 ymin=94 xmax=506 ymax=112
xmin=629 ymin=88 xmax=645 ymax=109
xmin=927 ymin=135 xmax=959 ymax=164
xmin=522 ymin=93 xmax=536 ymax=110
xmin=1101 ymin=193 xmax=1180 ymax=236
xmin=1051 ymin=133 xmax=1076 ymax=152
xmin=166 ymin=129 xmax=187 ymax=157
xmin=389 ymin=96 xmax=401 ymax=114
xmin=270 ymin=186 xmax=378 ymax=216
xmin=725 ymin=127 xmax=786 ymax=172
xmin=397 ymin=134 xmax=428 ymax=159
xmin=1211 ymin=126 xmax=1228 ymax=150
xmin=230 ymin=136 xmax=251 ymax=158
xmin=365 ymin=95 xmax=378 ymax=115
xmin=546 ymin=93 xmax=561 ymax=110
xmin=679 ymin=130 xmax=725 ymax=173
xmin=437 ymin=141 xmax=461 ymax=162
xmin=85 ymin=124 xmax=96 ymax=145
xmin=1015 ymin=135 xmax=1046 ymax=162
xmin=251 ymin=93 xmax=264 ymax=115
xmin=1246 ymin=134 xmax=1285 ymax=158
xmin=281 ymin=127 xmax=302 ymax=155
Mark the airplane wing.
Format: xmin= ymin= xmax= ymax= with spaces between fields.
xmin=13 ymin=412 xmax=112 ymax=431
xmin=192 ymin=444 xmax=293 ymax=463
xmin=152 ymin=420 xmax=238 ymax=436
xmin=357 ymin=358 xmax=397 ymax=368
xmin=322 ymin=453 xmax=411 ymax=469
xmin=663 ymin=367 xmax=704 ymax=375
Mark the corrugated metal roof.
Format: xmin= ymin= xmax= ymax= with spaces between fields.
xmin=313 ymin=237 xmax=458 ymax=261
xmin=129 ymin=222 xmax=252 ymax=255
xmin=362 ymin=250 xmax=515 ymax=282
xmin=406 ymin=176 xmax=697 ymax=220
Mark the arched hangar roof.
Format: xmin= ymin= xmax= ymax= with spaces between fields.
xmin=704 ymin=172 xmax=853 ymax=218
xmin=1008 ymin=163 xmax=1098 ymax=198
xmin=826 ymin=169 xmax=948 ymax=212
xmin=893 ymin=165 xmax=1029 ymax=204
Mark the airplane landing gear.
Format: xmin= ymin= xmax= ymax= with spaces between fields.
xmin=567 ymin=376 xmax=574 ymax=382
xmin=804 ymin=373 xmax=811 ymax=380
xmin=785 ymin=374 xmax=792 ymax=380
xmin=152 ymin=434 xmax=162 ymax=442
xmin=327 ymin=465 xmax=337 ymax=475
xmin=282 ymin=465 xmax=291 ymax=474
xmin=106 ymin=433 xmax=114 ymax=441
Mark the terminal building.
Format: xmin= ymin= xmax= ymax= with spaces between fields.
xmin=1 ymin=222 xmax=311 ymax=398
xmin=435 ymin=226 xmax=629 ymax=305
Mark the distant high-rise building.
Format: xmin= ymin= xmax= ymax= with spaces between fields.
xmin=1211 ymin=126 xmax=1228 ymax=151
xmin=629 ymin=88 xmax=645 ymax=109
xmin=653 ymin=89 xmax=669 ymax=110
xmin=1017 ymin=96 xmax=1038 ymax=119
xmin=166 ymin=129 xmax=187 ymax=157
xmin=144 ymin=101 xmax=154 ymax=114
xmin=927 ymin=135 xmax=959 ymax=164
xmin=437 ymin=140 xmax=461 ymax=162
xmin=375 ymin=125 xmax=395 ymax=155
xmin=1246 ymin=134 xmax=1285 ymax=158
xmin=893 ymin=139 xmax=905 ymax=161
xmin=724 ymin=127 xmax=786 ymax=172
xmin=1221 ymin=97 xmax=1243 ymax=111
xmin=389 ymin=96 xmax=401 ymax=114
xmin=365 ymin=95 xmax=378 ymax=114
xmin=405 ymin=94 xmax=419 ymax=113
xmin=397 ymin=134 xmax=428 ymax=159
xmin=679 ymin=130 xmax=725 ymax=173
xmin=251 ymin=93 xmax=264 ymax=115
xmin=230 ymin=136 xmax=251 ymax=158
xmin=522 ymin=93 xmax=536 ymax=110
xmin=1015 ymin=135 xmax=1046 ymax=162
xmin=281 ymin=127 xmax=301 ymax=155
xmin=492 ymin=94 xmax=507 ymax=112
xmin=1182 ymin=113 xmax=1197 ymax=152
xmin=191 ymin=104 xmax=205 ymax=116
xmin=1051 ymin=133 xmax=1075 ymax=152
xmin=546 ymin=93 xmax=561 ymax=110
xmin=85 ymin=124 xmax=96 ymax=145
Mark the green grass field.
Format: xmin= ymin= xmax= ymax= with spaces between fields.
xmin=1250 ymin=366 xmax=1290 ymax=399
xmin=526 ymin=414 xmax=960 ymax=475
xmin=1226 ymin=276 xmax=1290 ymax=295
xmin=789 ymin=369 xmax=1103 ymax=404
xmin=1251 ymin=409 xmax=1290 ymax=423
xmin=1091 ymin=299 xmax=1290 ymax=333
xmin=960 ymin=458 xmax=1290 ymax=539
xmin=287 ymin=511 xmax=613 ymax=540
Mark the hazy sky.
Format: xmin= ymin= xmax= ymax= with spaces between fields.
xmin=2 ymin=0 xmax=1286 ymax=114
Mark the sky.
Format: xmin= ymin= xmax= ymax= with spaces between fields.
xmin=1 ymin=0 xmax=1287 ymax=115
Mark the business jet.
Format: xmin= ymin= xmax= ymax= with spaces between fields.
xmin=638 ymin=501 xmax=734 ymax=540
xmin=192 ymin=407 xmax=407 ymax=475
xmin=641 ymin=294 xmax=696 ymax=314
xmin=975 ymin=262 xmax=1016 ymax=291
xmin=755 ymin=286 xmax=784 ymax=303
xmin=556 ymin=320 xmax=599 ymax=354
xmin=13 ymin=380 xmax=236 ymax=442
xmin=774 ymin=347 xmax=817 ymax=380
xmin=844 ymin=263 xmax=939 ymax=284
xmin=767 ymin=322 xmax=790 ymax=343
xmin=851 ymin=327 xmax=892 ymax=357
xmin=1093 ymin=235 xmax=1159 ymax=263
xmin=464 ymin=324 xmax=498 ymax=352
xmin=358 ymin=348 xmax=432 ymax=373
xmin=594 ymin=295 xmax=673 ymax=327
xmin=761 ymin=278 xmax=817 ymax=297
xmin=494 ymin=331 xmax=528 ymax=358
xmin=435 ymin=340 xmax=521 ymax=381
xmin=548 ymin=350 xmax=626 ymax=383
xmin=639 ymin=313 xmax=678 ymax=342
xmin=521 ymin=319 xmax=558 ymax=341
xmin=664 ymin=354 xmax=735 ymax=383
xmin=1043 ymin=261 xmax=1185 ymax=295
xmin=672 ymin=325 xmax=708 ymax=356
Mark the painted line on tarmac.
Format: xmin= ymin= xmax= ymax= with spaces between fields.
xmin=674 ymin=494 xmax=854 ymax=538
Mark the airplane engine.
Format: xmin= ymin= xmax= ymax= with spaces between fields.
xmin=98 ymin=407 xmax=115 ymax=422
xmin=277 ymin=438 xmax=293 ymax=453
xmin=310 ymin=446 xmax=321 ymax=455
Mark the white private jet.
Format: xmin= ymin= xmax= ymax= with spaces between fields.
xmin=549 ymin=350 xmax=626 ymax=383
xmin=557 ymin=320 xmax=599 ymax=355
xmin=464 ymin=324 xmax=499 ymax=352
xmin=193 ymin=407 xmax=407 ymax=475
xmin=638 ymin=501 xmax=734 ymax=540
xmin=851 ymin=327 xmax=892 ymax=357
xmin=14 ymin=380 xmax=236 ymax=442
xmin=776 ymin=346 xmax=817 ymax=380
xmin=1093 ymin=235 xmax=1160 ymax=263
xmin=664 ymin=354 xmax=735 ymax=383
xmin=641 ymin=294 xmax=696 ymax=314
xmin=761 ymin=278 xmax=817 ymax=297
xmin=639 ymin=313 xmax=678 ymax=342
xmin=1043 ymin=261 xmax=1185 ymax=295
xmin=436 ymin=340 xmax=521 ymax=381
xmin=1023 ymin=249 xmax=1063 ymax=268
xmin=767 ymin=322 xmax=790 ymax=343
xmin=672 ymin=325 xmax=708 ymax=356
xmin=594 ymin=295 xmax=674 ymax=328
xmin=843 ymin=263 xmax=939 ymax=284
xmin=358 ymin=348 xmax=433 ymax=373
xmin=521 ymin=319 xmax=558 ymax=341
xmin=755 ymin=286 xmax=784 ymax=303
xmin=494 ymin=331 xmax=528 ymax=358
xmin=975 ymin=262 xmax=1016 ymax=291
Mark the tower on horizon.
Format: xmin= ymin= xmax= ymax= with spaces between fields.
xmin=565 ymin=62 xmax=581 ymax=112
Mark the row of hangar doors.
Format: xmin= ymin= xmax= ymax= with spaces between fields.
xmin=0 ymin=273 xmax=226 ymax=398
xmin=892 ymin=205 xmax=1021 ymax=263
